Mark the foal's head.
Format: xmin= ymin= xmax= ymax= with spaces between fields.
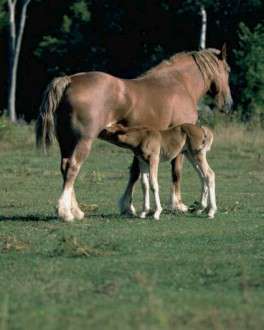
xmin=194 ymin=45 xmax=233 ymax=112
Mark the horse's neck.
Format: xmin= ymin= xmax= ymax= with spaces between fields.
xmin=150 ymin=57 xmax=210 ymax=104
xmin=172 ymin=60 xmax=210 ymax=103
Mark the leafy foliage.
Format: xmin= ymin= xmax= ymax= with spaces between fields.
xmin=1 ymin=0 xmax=264 ymax=120
xmin=234 ymin=23 xmax=264 ymax=123
xmin=35 ymin=0 xmax=93 ymax=75
xmin=0 ymin=0 xmax=7 ymax=28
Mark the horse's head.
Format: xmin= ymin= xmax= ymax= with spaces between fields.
xmin=209 ymin=45 xmax=233 ymax=112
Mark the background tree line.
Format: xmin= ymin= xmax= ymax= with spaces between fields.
xmin=0 ymin=0 xmax=263 ymax=123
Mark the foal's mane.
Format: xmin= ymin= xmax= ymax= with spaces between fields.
xmin=140 ymin=48 xmax=229 ymax=87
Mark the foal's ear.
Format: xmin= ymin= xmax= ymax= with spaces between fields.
xmin=220 ymin=43 xmax=227 ymax=60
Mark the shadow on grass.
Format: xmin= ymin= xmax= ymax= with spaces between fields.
xmin=0 ymin=214 xmax=56 ymax=222
xmin=0 ymin=211 xmax=210 ymax=222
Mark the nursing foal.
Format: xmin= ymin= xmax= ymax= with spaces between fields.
xmin=103 ymin=123 xmax=216 ymax=220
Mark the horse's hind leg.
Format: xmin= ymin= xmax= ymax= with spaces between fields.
xmin=58 ymin=138 xmax=93 ymax=222
xmin=170 ymin=154 xmax=188 ymax=212
xmin=119 ymin=156 xmax=140 ymax=216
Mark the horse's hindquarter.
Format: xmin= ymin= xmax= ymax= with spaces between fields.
xmin=65 ymin=72 xmax=129 ymax=138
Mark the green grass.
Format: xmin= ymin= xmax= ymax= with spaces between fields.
xmin=0 ymin=121 xmax=264 ymax=330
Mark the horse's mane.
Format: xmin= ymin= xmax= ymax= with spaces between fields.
xmin=140 ymin=48 xmax=229 ymax=87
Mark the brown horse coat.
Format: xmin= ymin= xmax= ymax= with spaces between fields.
xmin=36 ymin=47 xmax=231 ymax=221
xmin=102 ymin=123 xmax=216 ymax=219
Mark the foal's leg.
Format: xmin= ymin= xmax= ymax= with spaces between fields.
xmin=58 ymin=138 xmax=93 ymax=222
xmin=149 ymin=156 xmax=162 ymax=220
xmin=119 ymin=156 xmax=140 ymax=216
xmin=192 ymin=152 xmax=217 ymax=218
xmin=139 ymin=161 xmax=150 ymax=219
xmin=170 ymin=154 xmax=188 ymax=212
xmin=185 ymin=152 xmax=209 ymax=213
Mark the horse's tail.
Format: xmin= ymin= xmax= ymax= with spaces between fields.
xmin=36 ymin=76 xmax=71 ymax=152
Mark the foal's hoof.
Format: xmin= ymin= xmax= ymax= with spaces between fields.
xmin=172 ymin=203 xmax=188 ymax=213
xmin=153 ymin=210 xmax=162 ymax=220
xmin=139 ymin=210 xmax=150 ymax=219
xmin=120 ymin=205 xmax=137 ymax=217
xmin=208 ymin=209 xmax=216 ymax=219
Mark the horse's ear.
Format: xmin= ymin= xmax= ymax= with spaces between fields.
xmin=220 ymin=43 xmax=227 ymax=60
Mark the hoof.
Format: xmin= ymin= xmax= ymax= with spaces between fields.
xmin=139 ymin=210 xmax=150 ymax=219
xmin=60 ymin=213 xmax=75 ymax=222
xmin=57 ymin=207 xmax=75 ymax=222
xmin=208 ymin=209 xmax=216 ymax=219
xmin=172 ymin=203 xmax=188 ymax=213
xmin=72 ymin=208 xmax=85 ymax=220
xmin=153 ymin=209 xmax=162 ymax=220
xmin=120 ymin=205 xmax=137 ymax=217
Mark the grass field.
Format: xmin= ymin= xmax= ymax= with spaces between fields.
xmin=0 ymin=121 xmax=264 ymax=330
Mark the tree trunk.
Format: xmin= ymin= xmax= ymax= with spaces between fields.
xmin=7 ymin=0 xmax=31 ymax=123
xmin=199 ymin=5 xmax=207 ymax=50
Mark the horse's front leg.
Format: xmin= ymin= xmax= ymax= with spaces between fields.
xmin=170 ymin=154 xmax=188 ymax=212
xmin=119 ymin=156 xmax=140 ymax=216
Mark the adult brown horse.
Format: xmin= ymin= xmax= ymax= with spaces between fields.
xmin=36 ymin=46 xmax=232 ymax=222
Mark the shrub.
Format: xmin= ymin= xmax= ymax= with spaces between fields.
xmin=234 ymin=23 xmax=264 ymax=125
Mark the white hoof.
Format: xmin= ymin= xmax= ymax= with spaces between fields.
xmin=172 ymin=203 xmax=188 ymax=213
xmin=139 ymin=210 xmax=150 ymax=219
xmin=153 ymin=209 xmax=162 ymax=220
xmin=57 ymin=209 xmax=75 ymax=222
xmin=72 ymin=208 xmax=85 ymax=220
xmin=208 ymin=209 xmax=216 ymax=219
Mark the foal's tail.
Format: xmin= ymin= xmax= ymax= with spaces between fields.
xmin=181 ymin=124 xmax=214 ymax=152
xmin=36 ymin=76 xmax=71 ymax=152
xmin=201 ymin=126 xmax=214 ymax=152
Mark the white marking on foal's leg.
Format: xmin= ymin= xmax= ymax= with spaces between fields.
xmin=192 ymin=150 xmax=217 ymax=218
xmin=139 ymin=170 xmax=150 ymax=219
xmin=170 ymin=156 xmax=188 ymax=213
xmin=207 ymin=170 xmax=217 ymax=219
xmin=196 ymin=163 xmax=209 ymax=215
xmin=149 ymin=157 xmax=162 ymax=220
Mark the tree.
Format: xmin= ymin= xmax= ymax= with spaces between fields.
xmin=35 ymin=0 xmax=92 ymax=76
xmin=234 ymin=23 xmax=264 ymax=122
xmin=199 ymin=5 xmax=207 ymax=49
xmin=7 ymin=0 xmax=31 ymax=122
